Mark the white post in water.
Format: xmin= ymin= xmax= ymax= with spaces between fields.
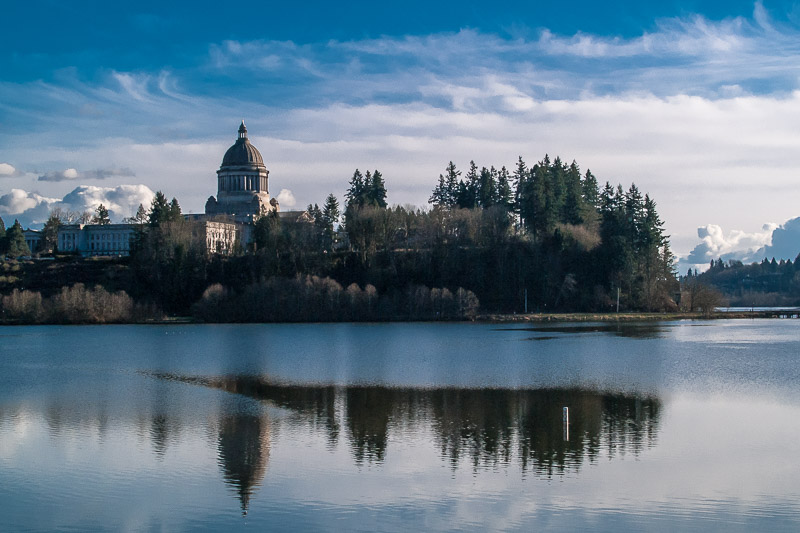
xmin=563 ymin=406 xmax=569 ymax=441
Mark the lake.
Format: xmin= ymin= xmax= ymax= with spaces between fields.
xmin=2 ymin=320 xmax=800 ymax=531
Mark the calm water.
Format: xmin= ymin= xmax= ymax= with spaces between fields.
xmin=2 ymin=320 xmax=800 ymax=531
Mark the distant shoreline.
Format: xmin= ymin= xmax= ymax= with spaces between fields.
xmin=2 ymin=310 xmax=799 ymax=326
xmin=479 ymin=310 xmax=800 ymax=322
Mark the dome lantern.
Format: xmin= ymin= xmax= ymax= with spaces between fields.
xmin=221 ymin=121 xmax=264 ymax=167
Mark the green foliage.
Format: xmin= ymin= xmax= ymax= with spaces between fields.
xmin=148 ymin=191 xmax=182 ymax=226
xmin=252 ymin=210 xmax=283 ymax=259
xmin=125 ymin=203 xmax=148 ymax=224
xmin=3 ymin=220 xmax=30 ymax=257
xmin=346 ymin=169 xmax=387 ymax=209
xmin=92 ymin=203 xmax=111 ymax=225
xmin=693 ymin=255 xmax=800 ymax=306
xmin=129 ymin=219 xmax=208 ymax=313
xmin=41 ymin=213 xmax=62 ymax=252
xmin=23 ymin=152 xmax=676 ymax=320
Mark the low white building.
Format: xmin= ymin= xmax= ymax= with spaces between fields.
xmin=58 ymin=224 xmax=138 ymax=257
xmin=23 ymin=229 xmax=43 ymax=254
xmin=198 ymin=220 xmax=239 ymax=254
xmin=56 ymin=220 xmax=241 ymax=257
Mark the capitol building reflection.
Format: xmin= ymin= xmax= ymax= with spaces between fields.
xmin=151 ymin=373 xmax=661 ymax=511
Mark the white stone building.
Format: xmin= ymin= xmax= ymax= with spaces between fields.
xmin=51 ymin=122 xmax=286 ymax=257
xmin=58 ymin=224 xmax=137 ymax=257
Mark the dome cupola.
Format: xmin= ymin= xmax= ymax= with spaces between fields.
xmin=221 ymin=120 xmax=265 ymax=167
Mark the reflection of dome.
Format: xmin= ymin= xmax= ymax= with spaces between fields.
xmin=217 ymin=413 xmax=271 ymax=514
xmin=221 ymin=121 xmax=265 ymax=167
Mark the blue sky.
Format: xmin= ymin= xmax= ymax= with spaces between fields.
xmin=2 ymin=0 xmax=800 ymax=270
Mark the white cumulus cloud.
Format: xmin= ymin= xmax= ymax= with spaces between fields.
xmin=0 ymin=185 xmax=155 ymax=228
xmin=0 ymin=163 xmax=26 ymax=178
xmin=276 ymin=188 xmax=296 ymax=207
xmin=679 ymin=215 xmax=800 ymax=272
xmin=685 ymin=223 xmax=776 ymax=265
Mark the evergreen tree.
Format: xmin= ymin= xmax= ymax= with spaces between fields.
xmin=345 ymin=169 xmax=366 ymax=208
xmin=252 ymin=209 xmax=282 ymax=253
xmin=517 ymin=165 xmax=537 ymax=237
xmin=307 ymin=203 xmax=323 ymax=225
xmin=132 ymin=203 xmax=148 ymax=224
xmin=429 ymin=173 xmax=450 ymax=208
xmin=444 ymin=161 xmax=460 ymax=207
xmin=0 ymin=215 xmax=5 ymax=234
xmin=529 ymin=159 xmax=554 ymax=238
xmin=168 ymin=198 xmax=182 ymax=221
xmin=496 ymin=166 xmax=514 ymax=211
xmin=477 ymin=166 xmax=498 ymax=208
xmin=368 ymin=170 xmax=387 ymax=208
xmin=322 ymin=193 xmax=340 ymax=230
xmin=562 ymin=160 xmax=584 ymax=225
xmin=321 ymin=193 xmax=340 ymax=249
xmin=457 ymin=161 xmax=480 ymax=208
xmin=148 ymin=191 xmax=171 ymax=226
xmin=4 ymin=220 xmax=30 ymax=257
xmin=92 ymin=204 xmax=111 ymax=225
xmin=42 ymin=213 xmax=62 ymax=252
xmin=547 ymin=156 xmax=566 ymax=226
xmin=582 ymin=169 xmax=599 ymax=210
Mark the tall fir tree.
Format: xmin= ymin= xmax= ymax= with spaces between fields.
xmin=496 ymin=166 xmax=514 ymax=211
xmin=4 ymin=220 xmax=30 ymax=257
xmin=345 ymin=169 xmax=368 ymax=208
xmin=562 ymin=160 xmax=584 ymax=225
xmin=368 ymin=170 xmax=387 ymax=208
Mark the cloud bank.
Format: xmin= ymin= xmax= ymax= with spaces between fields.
xmin=681 ymin=216 xmax=800 ymax=272
xmin=38 ymin=167 xmax=135 ymax=182
xmin=0 ymin=185 xmax=155 ymax=228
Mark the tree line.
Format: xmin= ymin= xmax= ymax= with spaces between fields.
xmin=0 ymin=284 xmax=153 ymax=324
xmin=686 ymin=255 xmax=800 ymax=307
xmin=2 ymin=153 xmax=680 ymax=319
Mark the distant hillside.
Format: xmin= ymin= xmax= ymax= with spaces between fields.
xmin=689 ymin=257 xmax=800 ymax=307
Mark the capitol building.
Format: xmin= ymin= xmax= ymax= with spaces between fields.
xmin=205 ymin=120 xmax=280 ymax=222
xmin=40 ymin=122 xmax=291 ymax=257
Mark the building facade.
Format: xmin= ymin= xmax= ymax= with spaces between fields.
xmin=205 ymin=121 xmax=279 ymax=223
xmin=58 ymin=224 xmax=137 ymax=257
xmin=23 ymin=229 xmax=43 ymax=254
xmin=48 ymin=122 xmax=282 ymax=257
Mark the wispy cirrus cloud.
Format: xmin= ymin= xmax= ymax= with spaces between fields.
xmin=2 ymin=4 xmax=800 ymax=258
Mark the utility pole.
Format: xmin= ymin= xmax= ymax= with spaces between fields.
xmin=524 ymin=288 xmax=528 ymax=314
xmin=616 ymin=287 xmax=620 ymax=313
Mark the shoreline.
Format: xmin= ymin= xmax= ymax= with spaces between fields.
xmin=1 ymin=310 xmax=799 ymax=326
xmin=477 ymin=310 xmax=800 ymax=322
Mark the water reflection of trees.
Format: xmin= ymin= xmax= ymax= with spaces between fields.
xmin=169 ymin=374 xmax=661 ymax=475
xmin=3 ymin=374 xmax=662 ymax=514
